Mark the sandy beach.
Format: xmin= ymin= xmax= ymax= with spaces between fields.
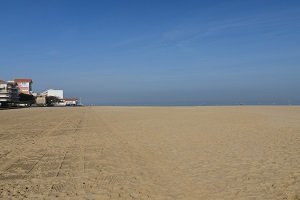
xmin=0 ymin=106 xmax=300 ymax=199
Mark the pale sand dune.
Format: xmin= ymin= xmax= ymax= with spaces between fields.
xmin=0 ymin=106 xmax=300 ymax=199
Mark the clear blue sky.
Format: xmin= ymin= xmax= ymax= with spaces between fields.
xmin=1 ymin=0 xmax=300 ymax=105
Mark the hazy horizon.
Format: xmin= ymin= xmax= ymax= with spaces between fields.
xmin=1 ymin=0 xmax=300 ymax=105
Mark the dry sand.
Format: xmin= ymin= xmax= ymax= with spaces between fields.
xmin=0 ymin=106 xmax=300 ymax=199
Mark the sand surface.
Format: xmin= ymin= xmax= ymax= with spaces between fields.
xmin=0 ymin=106 xmax=300 ymax=199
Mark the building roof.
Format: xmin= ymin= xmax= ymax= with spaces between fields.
xmin=14 ymin=78 xmax=33 ymax=83
xmin=64 ymin=98 xmax=78 ymax=101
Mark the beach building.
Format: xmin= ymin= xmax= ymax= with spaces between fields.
xmin=0 ymin=80 xmax=19 ymax=106
xmin=14 ymin=78 xmax=33 ymax=94
xmin=64 ymin=98 xmax=78 ymax=106
xmin=42 ymin=89 xmax=63 ymax=99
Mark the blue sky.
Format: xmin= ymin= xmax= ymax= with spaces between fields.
xmin=1 ymin=0 xmax=300 ymax=105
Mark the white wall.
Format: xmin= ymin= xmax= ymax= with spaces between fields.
xmin=46 ymin=89 xmax=64 ymax=99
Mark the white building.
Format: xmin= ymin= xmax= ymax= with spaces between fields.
xmin=64 ymin=98 xmax=78 ymax=106
xmin=0 ymin=80 xmax=19 ymax=106
xmin=42 ymin=89 xmax=63 ymax=99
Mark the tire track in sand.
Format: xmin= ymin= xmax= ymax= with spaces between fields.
xmin=0 ymin=116 xmax=69 ymax=175
xmin=46 ymin=110 xmax=88 ymax=199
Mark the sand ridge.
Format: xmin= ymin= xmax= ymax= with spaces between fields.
xmin=0 ymin=106 xmax=300 ymax=199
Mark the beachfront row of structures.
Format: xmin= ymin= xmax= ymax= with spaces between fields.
xmin=0 ymin=78 xmax=80 ymax=107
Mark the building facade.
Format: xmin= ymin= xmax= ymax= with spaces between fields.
xmin=0 ymin=80 xmax=19 ymax=106
xmin=64 ymin=98 xmax=78 ymax=106
xmin=14 ymin=79 xmax=33 ymax=94
xmin=42 ymin=89 xmax=64 ymax=99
